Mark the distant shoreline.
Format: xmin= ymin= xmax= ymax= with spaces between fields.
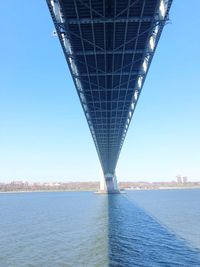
xmin=0 ymin=189 xmax=95 ymax=194
xmin=1 ymin=186 xmax=200 ymax=194
xmin=1 ymin=181 xmax=200 ymax=194
xmin=126 ymin=186 xmax=200 ymax=191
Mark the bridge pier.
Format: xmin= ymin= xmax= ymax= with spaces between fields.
xmin=99 ymin=173 xmax=120 ymax=194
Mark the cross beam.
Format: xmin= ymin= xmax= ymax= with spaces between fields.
xmin=64 ymin=16 xmax=157 ymax=24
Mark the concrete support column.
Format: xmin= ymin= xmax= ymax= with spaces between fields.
xmin=99 ymin=173 xmax=120 ymax=193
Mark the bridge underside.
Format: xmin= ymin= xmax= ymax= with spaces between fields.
xmin=47 ymin=0 xmax=172 ymax=192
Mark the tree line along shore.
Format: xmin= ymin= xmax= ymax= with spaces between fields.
xmin=0 ymin=181 xmax=200 ymax=192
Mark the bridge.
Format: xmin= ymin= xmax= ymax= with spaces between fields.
xmin=47 ymin=0 xmax=172 ymax=193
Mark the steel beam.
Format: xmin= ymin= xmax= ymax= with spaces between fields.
xmin=64 ymin=16 xmax=156 ymax=25
xmin=69 ymin=49 xmax=151 ymax=56
xmin=75 ymin=71 xmax=139 ymax=77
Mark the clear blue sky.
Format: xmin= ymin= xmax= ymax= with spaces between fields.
xmin=0 ymin=1 xmax=199 ymax=182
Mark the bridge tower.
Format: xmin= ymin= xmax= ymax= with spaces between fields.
xmin=100 ymin=173 xmax=119 ymax=193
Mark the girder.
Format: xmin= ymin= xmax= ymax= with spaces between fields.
xmin=75 ymin=71 xmax=141 ymax=77
xmin=47 ymin=0 xmax=173 ymax=179
xmin=70 ymin=49 xmax=149 ymax=56
xmin=62 ymin=16 xmax=158 ymax=24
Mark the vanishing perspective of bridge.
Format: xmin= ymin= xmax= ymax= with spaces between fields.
xmin=47 ymin=0 xmax=172 ymax=193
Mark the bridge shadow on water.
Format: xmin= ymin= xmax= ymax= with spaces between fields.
xmin=107 ymin=194 xmax=200 ymax=267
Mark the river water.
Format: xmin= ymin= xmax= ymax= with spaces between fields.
xmin=0 ymin=189 xmax=200 ymax=266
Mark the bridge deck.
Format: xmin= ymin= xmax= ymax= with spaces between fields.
xmin=47 ymin=0 xmax=172 ymax=177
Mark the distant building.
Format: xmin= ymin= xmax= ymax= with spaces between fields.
xmin=182 ymin=176 xmax=188 ymax=183
xmin=176 ymin=175 xmax=182 ymax=183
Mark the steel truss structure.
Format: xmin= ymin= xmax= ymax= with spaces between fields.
xmin=47 ymin=0 xmax=172 ymax=189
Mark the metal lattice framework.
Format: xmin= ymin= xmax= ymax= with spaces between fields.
xmin=47 ymin=0 xmax=172 ymax=178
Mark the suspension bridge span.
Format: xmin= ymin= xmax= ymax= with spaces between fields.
xmin=47 ymin=0 xmax=172 ymax=193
